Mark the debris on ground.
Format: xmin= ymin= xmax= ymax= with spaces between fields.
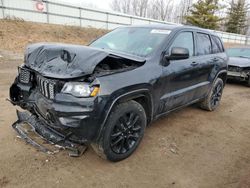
xmin=0 ymin=176 xmax=9 ymax=187
xmin=158 ymin=137 xmax=179 ymax=155
xmin=169 ymin=143 xmax=179 ymax=154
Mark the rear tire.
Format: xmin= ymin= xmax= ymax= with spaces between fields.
xmin=247 ymin=76 xmax=250 ymax=87
xmin=200 ymin=78 xmax=224 ymax=111
xmin=92 ymin=100 xmax=146 ymax=162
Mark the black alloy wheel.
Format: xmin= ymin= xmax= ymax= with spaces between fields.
xmin=210 ymin=82 xmax=223 ymax=108
xmin=92 ymin=100 xmax=146 ymax=162
xmin=200 ymin=78 xmax=224 ymax=111
xmin=110 ymin=112 xmax=142 ymax=154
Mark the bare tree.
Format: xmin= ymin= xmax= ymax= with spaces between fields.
xmin=148 ymin=0 xmax=174 ymax=21
xmin=110 ymin=0 xmax=131 ymax=14
xmin=110 ymin=0 xmax=194 ymax=23
xmin=131 ymin=0 xmax=149 ymax=17
xmin=176 ymin=0 xmax=193 ymax=23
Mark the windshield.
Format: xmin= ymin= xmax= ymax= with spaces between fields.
xmin=226 ymin=48 xmax=250 ymax=58
xmin=90 ymin=27 xmax=171 ymax=57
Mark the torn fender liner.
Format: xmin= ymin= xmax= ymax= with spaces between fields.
xmin=12 ymin=110 xmax=87 ymax=157
xmin=25 ymin=43 xmax=146 ymax=79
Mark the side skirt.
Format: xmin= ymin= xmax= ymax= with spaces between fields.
xmin=154 ymin=97 xmax=204 ymax=120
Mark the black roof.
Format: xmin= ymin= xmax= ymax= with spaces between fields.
xmin=127 ymin=23 xmax=180 ymax=30
xmin=123 ymin=24 xmax=215 ymax=35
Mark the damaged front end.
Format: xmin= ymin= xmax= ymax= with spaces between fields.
xmin=9 ymin=43 xmax=145 ymax=156
xmin=228 ymin=65 xmax=250 ymax=81
xmin=13 ymin=110 xmax=87 ymax=157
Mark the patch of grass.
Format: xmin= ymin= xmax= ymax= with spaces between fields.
xmin=0 ymin=19 xmax=108 ymax=52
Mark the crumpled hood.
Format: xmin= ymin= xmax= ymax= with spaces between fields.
xmin=24 ymin=43 xmax=145 ymax=79
xmin=228 ymin=57 xmax=250 ymax=68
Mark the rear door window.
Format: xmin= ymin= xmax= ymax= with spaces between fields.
xmin=211 ymin=36 xmax=224 ymax=53
xmin=196 ymin=33 xmax=212 ymax=55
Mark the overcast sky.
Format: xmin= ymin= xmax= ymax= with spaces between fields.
xmin=57 ymin=0 xmax=113 ymax=10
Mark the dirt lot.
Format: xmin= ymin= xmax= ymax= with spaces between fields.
xmin=0 ymin=49 xmax=250 ymax=188
xmin=0 ymin=19 xmax=250 ymax=188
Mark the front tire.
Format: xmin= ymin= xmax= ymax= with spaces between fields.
xmin=92 ymin=100 xmax=146 ymax=162
xmin=200 ymin=78 xmax=224 ymax=111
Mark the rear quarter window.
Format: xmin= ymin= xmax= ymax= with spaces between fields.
xmin=211 ymin=36 xmax=224 ymax=53
xmin=196 ymin=33 xmax=212 ymax=56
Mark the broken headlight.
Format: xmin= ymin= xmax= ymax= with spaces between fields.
xmin=61 ymin=82 xmax=99 ymax=97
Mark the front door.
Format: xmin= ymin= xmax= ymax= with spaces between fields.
xmin=158 ymin=31 xmax=207 ymax=114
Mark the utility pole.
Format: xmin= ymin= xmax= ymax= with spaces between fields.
xmin=245 ymin=11 xmax=250 ymax=45
xmin=246 ymin=25 xmax=250 ymax=45
xmin=1 ymin=0 xmax=4 ymax=18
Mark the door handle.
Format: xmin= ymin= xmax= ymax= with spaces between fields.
xmin=191 ymin=61 xmax=199 ymax=66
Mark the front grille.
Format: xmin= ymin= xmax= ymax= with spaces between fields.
xmin=19 ymin=68 xmax=31 ymax=84
xmin=36 ymin=75 xmax=56 ymax=99
xmin=228 ymin=66 xmax=242 ymax=72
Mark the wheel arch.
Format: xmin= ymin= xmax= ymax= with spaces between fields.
xmin=216 ymin=70 xmax=227 ymax=86
xmin=117 ymin=92 xmax=153 ymax=124
xmin=96 ymin=88 xmax=154 ymax=141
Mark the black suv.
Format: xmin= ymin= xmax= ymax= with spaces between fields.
xmin=9 ymin=25 xmax=228 ymax=161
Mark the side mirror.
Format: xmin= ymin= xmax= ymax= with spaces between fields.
xmin=164 ymin=47 xmax=189 ymax=61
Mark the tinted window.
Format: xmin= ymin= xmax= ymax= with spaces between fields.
xmin=196 ymin=33 xmax=212 ymax=55
xmin=171 ymin=32 xmax=194 ymax=56
xmin=211 ymin=36 xmax=224 ymax=53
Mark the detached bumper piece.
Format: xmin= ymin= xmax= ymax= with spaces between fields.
xmin=12 ymin=110 xmax=87 ymax=157
xmin=227 ymin=71 xmax=249 ymax=79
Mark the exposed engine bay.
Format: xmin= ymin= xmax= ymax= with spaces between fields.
xmin=93 ymin=56 xmax=144 ymax=77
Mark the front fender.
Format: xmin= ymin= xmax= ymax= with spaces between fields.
xmin=95 ymin=86 xmax=154 ymax=142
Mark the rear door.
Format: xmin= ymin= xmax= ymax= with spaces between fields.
xmin=210 ymin=35 xmax=227 ymax=72
xmin=193 ymin=32 xmax=216 ymax=97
